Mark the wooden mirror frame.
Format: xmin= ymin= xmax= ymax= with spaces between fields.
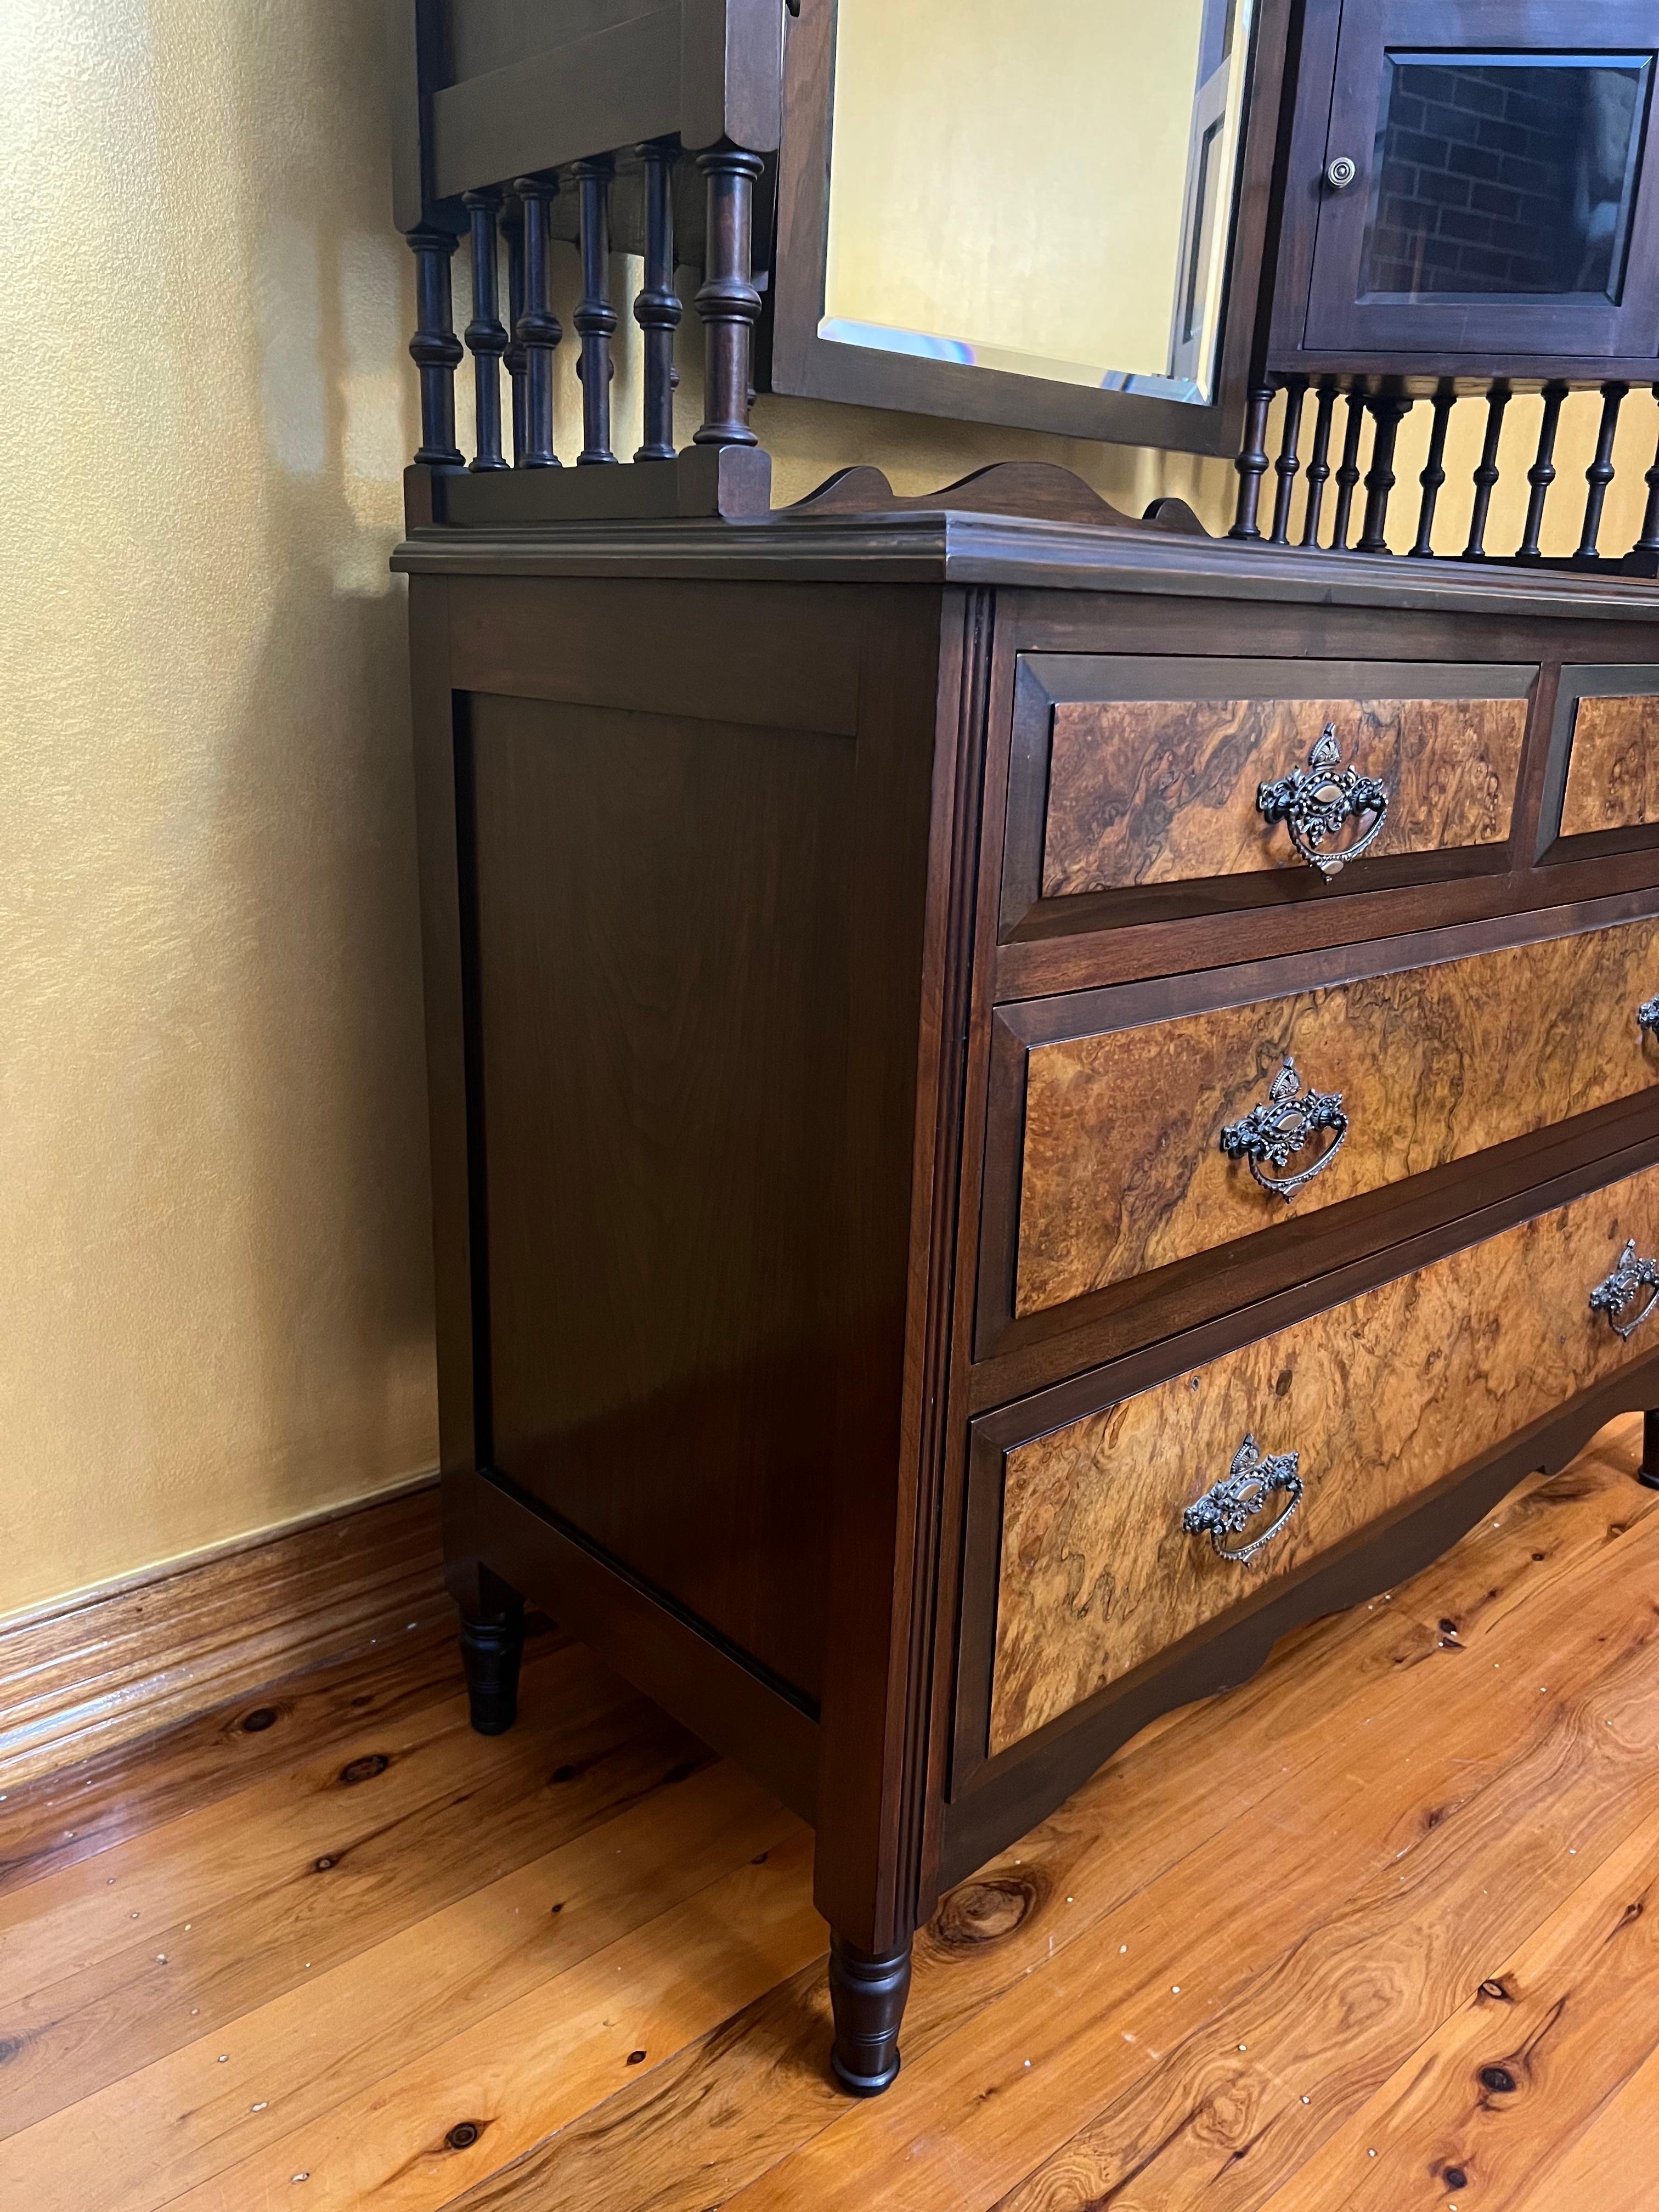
xmin=761 ymin=0 xmax=1299 ymax=457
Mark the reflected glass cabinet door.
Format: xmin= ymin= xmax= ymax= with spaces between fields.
xmin=1304 ymin=0 xmax=1659 ymax=359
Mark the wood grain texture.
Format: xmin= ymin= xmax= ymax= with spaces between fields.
xmin=1250 ymin=1798 xmax=1659 ymax=2211
xmin=1560 ymin=692 xmax=1659 ymax=836
xmin=0 ymin=1483 xmax=441 ymax=1792
xmin=992 ymin=1160 xmax=1659 ymax=1752
xmin=1507 ymin=2039 xmax=1659 ymax=2212
xmin=1015 ymin=912 xmax=1659 ymax=1316
xmin=470 ymin=690 xmax=853 ymax=1701
xmin=1041 ymin=693 xmax=1527 ymax=896
xmin=0 ymin=1617 xmax=545 ymax=1903
xmin=0 ymin=1646 xmax=706 ymax=2141
xmin=2 ymin=1421 xmax=1656 ymax=2210
xmin=714 ymin=1440 xmax=1659 ymax=2212
xmin=449 ymin=1433 xmax=1659 ymax=2212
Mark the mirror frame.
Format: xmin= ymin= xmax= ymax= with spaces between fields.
xmin=761 ymin=0 xmax=1297 ymax=455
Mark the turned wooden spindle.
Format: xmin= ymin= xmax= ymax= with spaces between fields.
xmin=1575 ymin=382 xmax=1628 ymax=562
xmin=694 ymin=145 xmax=764 ymax=448
xmin=1357 ymin=394 xmax=1411 ymax=554
xmin=1462 ymin=385 xmax=1511 ymax=560
xmin=634 ymin=137 xmax=682 ymax=462
xmin=1408 ymin=390 xmax=1455 ymax=557
xmin=1228 ymin=383 xmax=1275 ymax=540
xmin=1268 ymin=377 xmax=1308 ymax=546
xmin=1329 ymin=383 xmax=1368 ymax=551
xmin=461 ymin=190 xmax=509 ymax=472
xmin=572 ymin=155 xmax=618 ymax=465
xmin=1300 ymin=381 xmax=1339 ymax=549
xmin=501 ymin=195 xmax=529 ymax=467
xmin=513 ymin=174 xmax=562 ymax=468
xmin=1516 ymin=382 xmax=1568 ymax=562
xmin=407 ymin=224 xmax=464 ymax=467
xmin=1635 ymin=387 xmax=1659 ymax=558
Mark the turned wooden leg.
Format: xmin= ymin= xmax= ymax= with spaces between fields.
xmin=1641 ymin=1410 xmax=1659 ymax=1491
xmin=828 ymin=1931 xmax=912 ymax=2096
xmin=458 ymin=1578 xmax=525 ymax=1735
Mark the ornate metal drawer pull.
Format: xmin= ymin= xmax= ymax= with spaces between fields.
xmin=1589 ymin=1237 xmax=1659 ymax=1341
xmin=1220 ymin=1056 xmax=1348 ymax=1199
xmin=1183 ymin=1433 xmax=1305 ymax=1564
xmin=1256 ymin=724 xmax=1390 ymax=879
xmin=1639 ymin=994 xmax=1659 ymax=1039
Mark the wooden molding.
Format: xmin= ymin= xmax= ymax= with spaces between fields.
xmin=0 ymin=1480 xmax=444 ymax=1792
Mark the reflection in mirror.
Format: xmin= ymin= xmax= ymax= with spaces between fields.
xmin=820 ymin=0 xmax=1255 ymax=406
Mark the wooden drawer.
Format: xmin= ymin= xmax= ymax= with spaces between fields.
xmin=1000 ymin=656 xmax=1533 ymax=938
xmin=980 ymin=1158 xmax=1659 ymax=1755
xmin=1541 ymin=668 xmax=1659 ymax=861
xmin=991 ymin=903 xmax=1659 ymax=1335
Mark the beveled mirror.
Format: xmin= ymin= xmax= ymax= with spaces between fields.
xmin=766 ymin=0 xmax=1291 ymax=454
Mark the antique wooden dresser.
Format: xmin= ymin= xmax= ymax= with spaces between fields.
xmin=396 ymin=496 xmax=1659 ymax=2091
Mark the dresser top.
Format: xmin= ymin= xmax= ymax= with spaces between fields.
xmin=392 ymin=507 xmax=1659 ymax=624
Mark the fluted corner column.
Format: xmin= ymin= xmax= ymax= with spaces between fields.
xmin=693 ymin=145 xmax=764 ymax=449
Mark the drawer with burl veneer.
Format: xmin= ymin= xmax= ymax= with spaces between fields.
xmin=975 ymin=895 xmax=1659 ymax=1372
xmin=1539 ymin=668 xmax=1659 ymax=864
xmin=960 ymin=1155 xmax=1659 ymax=1780
xmin=998 ymin=656 xmax=1534 ymax=941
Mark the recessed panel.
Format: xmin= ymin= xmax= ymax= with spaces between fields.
xmin=1561 ymin=692 xmax=1659 ymax=836
xmin=467 ymin=692 xmax=855 ymax=1700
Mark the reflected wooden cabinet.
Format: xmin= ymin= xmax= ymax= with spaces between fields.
xmin=398 ymin=505 xmax=1659 ymax=2092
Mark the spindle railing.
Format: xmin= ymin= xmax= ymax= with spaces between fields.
xmin=410 ymin=151 xmax=1659 ymax=562
xmin=1233 ymin=374 xmax=1659 ymax=573
xmin=405 ymin=134 xmax=771 ymax=518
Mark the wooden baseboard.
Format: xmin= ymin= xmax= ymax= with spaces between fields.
xmin=0 ymin=1481 xmax=446 ymax=1792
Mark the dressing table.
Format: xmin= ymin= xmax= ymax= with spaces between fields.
xmin=387 ymin=0 xmax=1659 ymax=2094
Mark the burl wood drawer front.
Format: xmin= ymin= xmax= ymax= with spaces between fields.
xmin=1008 ymin=909 xmax=1659 ymax=1321
xmin=1545 ymin=672 xmax=1659 ymax=849
xmin=1001 ymin=657 xmax=1532 ymax=935
xmin=988 ymin=1159 xmax=1659 ymax=1753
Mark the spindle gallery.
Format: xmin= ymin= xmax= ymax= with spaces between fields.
xmin=1230 ymin=378 xmax=1659 ymax=571
xmin=401 ymin=137 xmax=773 ymax=520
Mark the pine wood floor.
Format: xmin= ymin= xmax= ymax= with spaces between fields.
xmin=5 ymin=1416 xmax=1659 ymax=2210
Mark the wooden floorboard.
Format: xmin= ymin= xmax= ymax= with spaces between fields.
xmin=1 ymin=1417 xmax=1656 ymax=2210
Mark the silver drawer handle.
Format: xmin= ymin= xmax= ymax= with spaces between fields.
xmin=1256 ymin=724 xmax=1390 ymax=879
xmin=1589 ymin=1237 xmax=1659 ymax=1341
xmin=1639 ymin=995 xmax=1659 ymax=1039
xmin=1220 ymin=1056 xmax=1348 ymax=1199
xmin=1183 ymin=1433 xmax=1304 ymax=1564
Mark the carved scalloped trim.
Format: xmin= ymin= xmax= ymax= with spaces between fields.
xmin=788 ymin=460 xmax=1214 ymax=536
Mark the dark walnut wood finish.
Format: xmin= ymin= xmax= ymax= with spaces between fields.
xmin=393 ymin=506 xmax=1659 ymax=2094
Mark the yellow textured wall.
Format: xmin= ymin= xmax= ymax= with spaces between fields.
xmin=0 ymin=0 xmax=436 ymax=1622
xmin=4 ymin=4 xmax=1651 ymax=1624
